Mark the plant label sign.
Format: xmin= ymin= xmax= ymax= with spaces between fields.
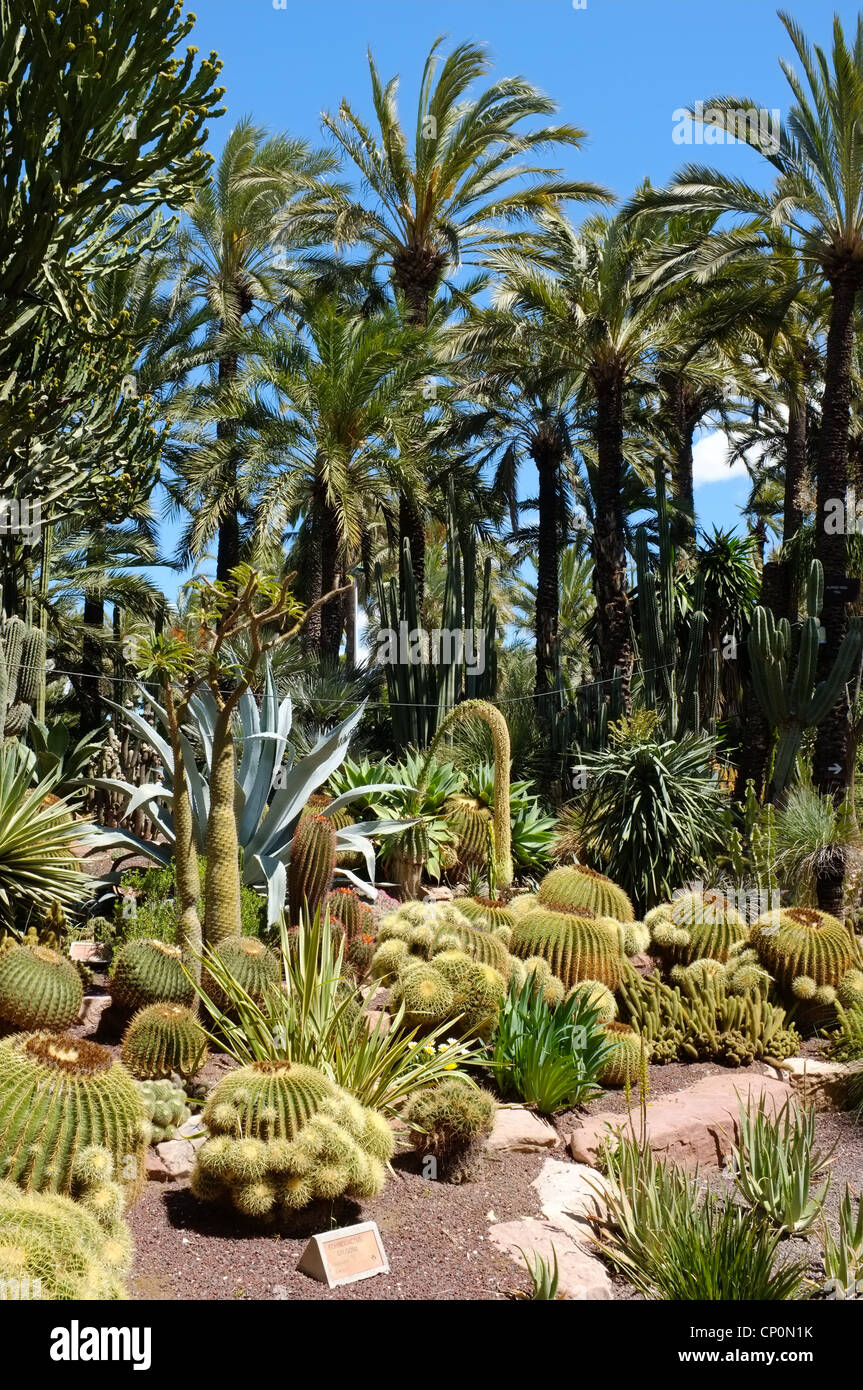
xmin=297 ymin=1221 xmax=389 ymax=1288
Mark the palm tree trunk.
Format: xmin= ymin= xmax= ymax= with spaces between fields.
xmin=662 ymin=374 xmax=696 ymax=553
xmin=81 ymin=574 xmax=104 ymax=735
xmin=216 ymin=345 xmax=241 ymax=584
xmin=813 ymin=268 xmax=859 ymax=915
xmin=532 ymin=433 xmax=562 ymax=699
xmin=319 ymin=504 xmax=343 ymax=662
xmin=778 ymin=395 xmax=807 ymax=622
xmin=398 ymin=491 xmax=426 ymax=610
xmin=593 ymin=370 xmax=634 ymax=709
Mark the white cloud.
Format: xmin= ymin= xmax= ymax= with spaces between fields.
xmin=692 ymin=430 xmax=749 ymax=486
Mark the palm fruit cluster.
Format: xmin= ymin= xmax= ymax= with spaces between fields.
xmin=597 ymin=1022 xmax=648 ymax=1088
xmin=288 ymin=814 xmax=337 ymax=926
xmin=566 ymin=978 xmax=618 ymax=1023
xmin=390 ymin=950 xmax=507 ymax=1040
xmin=405 ymin=1079 xmax=496 ymax=1183
xmin=537 ymin=865 xmax=634 ymax=923
xmin=0 ymin=943 xmax=82 ymax=1033
xmin=121 ymin=1003 xmax=208 ymax=1080
xmin=202 ymin=935 xmax=280 ymax=1013
xmin=646 ymin=891 xmax=749 ymax=966
xmin=509 ymin=906 xmax=626 ymax=991
xmin=191 ymin=1060 xmax=393 ymax=1219
xmin=0 ymin=613 xmax=46 ymax=737
xmin=136 ymin=1079 xmax=191 ymax=1143
xmin=457 ymin=897 xmax=517 ymax=934
xmin=619 ymin=968 xmax=800 ymax=1067
xmin=0 ymin=1166 xmax=133 ymax=1301
xmin=750 ymin=907 xmax=859 ymax=1005
xmin=109 ymin=939 xmax=195 ymax=1011
xmin=0 ymin=1033 xmax=149 ymax=1204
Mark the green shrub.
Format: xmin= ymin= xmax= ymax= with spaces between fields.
xmin=488 ymin=978 xmax=615 ymax=1113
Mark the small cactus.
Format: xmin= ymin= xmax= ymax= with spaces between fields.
xmin=597 ymin=1022 xmax=648 ymax=1088
xmin=121 ymin=1003 xmax=208 ymax=1079
xmin=136 ymin=1078 xmax=191 ymax=1143
xmin=0 ymin=943 xmax=82 ymax=1032
xmin=405 ymin=1080 xmax=495 ymax=1182
xmin=0 ymin=1171 xmax=132 ymax=1300
xmin=288 ymin=814 xmax=337 ymax=926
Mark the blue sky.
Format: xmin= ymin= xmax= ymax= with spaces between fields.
xmin=153 ymin=0 xmax=861 ymax=591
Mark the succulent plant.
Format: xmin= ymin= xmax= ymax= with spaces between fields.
xmin=373 ymin=902 xmax=512 ymax=977
xmin=751 ymin=907 xmax=856 ymax=993
xmin=457 ymin=897 xmax=516 ymax=932
xmin=325 ymin=887 xmax=374 ymax=942
xmin=0 ymin=614 xmax=46 ymax=738
xmin=597 ymin=1022 xmax=647 ymax=1088
xmin=109 ymin=938 xmax=196 ymax=1011
xmin=202 ymin=935 xmax=280 ymax=1013
xmin=0 ymin=943 xmax=82 ymax=1033
xmin=510 ymin=907 xmax=625 ymax=991
xmin=537 ymin=865 xmax=634 ymax=923
xmin=191 ymin=1060 xmax=393 ymax=1218
xmin=388 ymin=950 xmax=506 ymax=1039
xmin=0 ymin=1168 xmax=133 ymax=1300
xmin=136 ymin=1078 xmax=192 ymax=1143
xmin=647 ymin=892 xmax=748 ymax=965
xmin=621 ymin=921 xmax=650 ymax=956
xmin=287 ymin=814 xmax=337 ymax=926
xmin=121 ymin=1003 xmax=208 ymax=1080
xmin=404 ymin=1079 xmax=495 ymax=1182
xmin=566 ymin=979 xmax=618 ymax=1023
xmin=837 ymin=969 xmax=863 ymax=1010
xmin=390 ymin=961 xmax=456 ymax=1029
xmin=0 ymin=1033 xmax=148 ymax=1203
xmin=507 ymin=893 xmax=538 ymax=920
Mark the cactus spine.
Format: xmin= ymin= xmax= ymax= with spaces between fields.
xmin=510 ymin=907 xmax=625 ymax=990
xmin=288 ymin=815 xmax=337 ymax=925
xmin=121 ymin=1003 xmax=208 ymax=1080
xmin=0 ymin=944 xmax=83 ymax=1032
xmin=748 ymin=560 xmax=863 ymax=793
xmin=0 ymin=1172 xmax=133 ymax=1300
xmin=109 ymin=939 xmax=196 ymax=1011
xmin=537 ymin=865 xmax=634 ymax=923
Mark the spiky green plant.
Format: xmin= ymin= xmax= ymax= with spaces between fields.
xmin=751 ymin=907 xmax=856 ymax=992
xmin=287 ymin=815 xmax=337 ymax=926
xmin=191 ymin=1059 xmax=394 ymax=1218
xmin=325 ymin=887 xmax=374 ymax=942
xmin=489 ymin=976 xmax=615 ymax=1113
xmin=647 ymin=891 xmax=749 ymax=965
xmin=537 ymin=865 xmax=634 ymax=922
xmin=0 ymin=943 xmax=82 ymax=1033
xmin=0 ymin=615 xmax=46 ymax=738
xmin=730 ymin=1097 xmax=834 ymax=1235
xmin=120 ymin=1003 xmax=208 ymax=1080
xmin=597 ymin=1022 xmax=649 ymax=1089
xmin=0 ymin=1173 xmax=132 ymax=1301
xmin=0 ymin=744 xmax=96 ymax=929
xmin=619 ymin=968 xmax=800 ymax=1066
xmin=822 ymin=1187 xmax=863 ymax=1299
xmin=404 ymin=1079 xmax=495 ymax=1183
xmin=510 ymin=907 xmax=625 ymax=990
xmin=201 ymin=936 xmax=280 ymax=1014
xmin=418 ymin=700 xmax=513 ymax=887
xmin=457 ymin=897 xmax=517 ymax=933
xmin=136 ymin=1079 xmax=191 ymax=1143
xmin=0 ymin=1033 xmax=148 ymax=1204
xmin=390 ymin=954 xmax=506 ymax=1040
xmin=565 ymin=979 xmax=618 ymax=1023
xmin=109 ymin=939 xmax=196 ymax=1011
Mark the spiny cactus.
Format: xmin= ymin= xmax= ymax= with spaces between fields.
xmin=0 ymin=1170 xmax=132 ymax=1301
xmin=390 ymin=961 xmax=455 ymax=1029
xmin=288 ymin=814 xmax=337 ymax=926
xmin=597 ymin=1022 xmax=648 ymax=1088
xmin=191 ymin=1060 xmax=393 ymax=1219
xmin=374 ymin=902 xmax=511 ymax=976
xmin=405 ymin=1079 xmax=496 ymax=1183
xmin=0 ymin=943 xmax=82 ymax=1033
xmin=0 ymin=614 xmax=46 ymax=738
xmin=325 ymin=887 xmax=374 ymax=943
xmin=837 ymin=970 xmax=863 ymax=1010
xmin=748 ymin=560 xmax=863 ymax=793
xmin=512 ymin=956 xmax=566 ymax=1008
xmin=537 ymin=865 xmax=634 ymax=923
xmin=391 ymin=952 xmax=507 ymax=1039
xmin=457 ymin=897 xmax=516 ymax=933
xmin=109 ymin=938 xmax=196 ymax=1011
xmin=136 ymin=1078 xmax=191 ymax=1143
xmin=0 ymin=1033 xmax=148 ymax=1203
xmin=751 ymin=907 xmax=856 ymax=993
xmin=510 ymin=907 xmax=626 ymax=991
xmin=121 ymin=1003 xmax=208 ymax=1080
xmin=621 ymin=921 xmax=650 ymax=956
xmin=202 ymin=936 xmax=280 ymax=1013
xmin=419 ymin=700 xmax=513 ymax=887
xmin=507 ymin=893 xmax=538 ymax=920
xmin=445 ymin=795 xmax=491 ymax=866
xmin=566 ymin=979 xmax=618 ymax=1023
xmin=647 ymin=891 xmax=749 ymax=965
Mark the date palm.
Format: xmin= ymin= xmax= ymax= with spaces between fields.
xmin=321 ymin=35 xmax=608 ymax=598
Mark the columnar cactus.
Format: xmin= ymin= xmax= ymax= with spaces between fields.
xmin=0 ymin=1169 xmax=133 ymax=1301
xmin=288 ymin=814 xmax=337 ymax=926
xmin=109 ymin=939 xmax=196 ymax=1011
xmin=191 ymin=1060 xmax=393 ymax=1218
xmin=751 ymin=906 xmax=857 ymax=1001
xmin=202 ymin=936 xmax=280 ymax=1013
xmin=748 ymin=560 xmax=863 ymax=793
xmin=120 ymin=1003 xmax=208 ymax=1080
xmin=537 ymin=865 xmax=634 ymax=923
xmin=325 ymin=887 xmax=374 ymax=942
xmin=419 ymin=699 xmax=513 ymax=888
xmin=0 ymin=614 xmax=46 ymax=737
xmin=0 ymin=943 xmax=83 ymax=1032
xmin=0 ymin=1033 xmax=149 ymax=1204
xmin=510 ymin=907 xmax=626 ymax=990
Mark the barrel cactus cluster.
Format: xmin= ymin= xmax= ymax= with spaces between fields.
xmin=646 ymin=891 xmax=750 ymax=965
xmin=750 ymin=907 xmax=861 ymax=1008
xmin=136 ymin=1078 xmax=192 ymax=1143
xmin=191 ymin=1060 xmax=393 ymax=1219
xmin=390 ymin=950 xmax=507 ymax=1039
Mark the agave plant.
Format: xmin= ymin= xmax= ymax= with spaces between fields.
xmin=26 ymin=719 xmax=108 ymax=796
xmin=94 ymin=658 xmax=413 ymax=921
xmin=0 ymin=743 xmax=98 ymax=929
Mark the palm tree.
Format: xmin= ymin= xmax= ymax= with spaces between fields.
xmin=627 ymin=12 xmax=863 ymax=908
xmin=171 ymin=119 xmax=340 ymax=580
xmin=320 ymin=36 xmax=609 ymax=598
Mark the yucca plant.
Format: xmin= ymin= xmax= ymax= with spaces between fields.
xmin=187 ymin=909 xmax=480 ymax=1116
xmin=599 ymin=1137 xmax=809 ymax=1301
xmin=821 ymin=1187 xmax=863 ymax=1299
xmin=730 ymin=1097 xmax=835 ymax=1235
xmin=0 ymin=744 xmax=97 ymax=930
xmin=489 ymin=977 xmax=614 ymax=1113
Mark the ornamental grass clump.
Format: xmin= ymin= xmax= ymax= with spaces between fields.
xmin=488 ymin=977 xmax=615 ymax=1113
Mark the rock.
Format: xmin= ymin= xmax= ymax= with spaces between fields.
xmin=570 ymin=1072 xmax=794 ymax=1169
xmin=486 ymin=1106 xmax=561 ymax=1154
xmin=488 ymin=1217 xmax=613 ymax=1300
xmin=154 ymin=1138 xmax=197 ymax=1180
xmin=628 ymin=952 xmax=656 ymax=978
xmin=145 ymin=1150 xmax=170 ymax=1183
xmin=768 ymin=1056 xmax=863 ymax=1112
xmin=423 ymin=886 xmax=454 ymax=902
xmin=75 ymin=995 xmax=113 ymax=1031
xmin=69 ymin=942 xmax=110 ymax=965
xmin=365 ymin=1008 xmax=391 ymax=1036
xmin=176 ymin=1114 xmax=207 ymax=1146
xmin=532 ymin=1159 xmax=611 ymax=1249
